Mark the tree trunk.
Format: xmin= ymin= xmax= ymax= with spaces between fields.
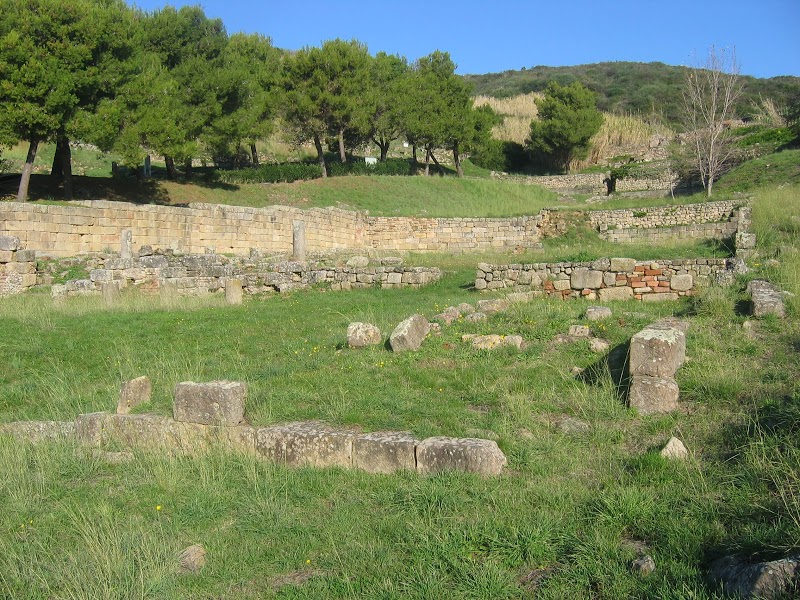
xmin=17 ymin=139 xmax=39 ymax=202
xmin=338 ymin=129 xmax=346 ymax=163
xmin=372 ymin=137 xmax=389 ymax=162
xmin=164 ymin=155 xmax=178 ymax=180
xmin=424 ymin=148 xmax=431 ymax=176
xmin=411 ymin=144 xmax=418 ymax=174
xmin=429 ymin=150 xmax=442 ymax=175
xmin=51 ymin=137 xmax=64 ymax=177
xmin=60 ymin=137 xmax=73 ymax=200
xmin=250 ymin=142 xmax=259 ymax=166
xmin=314 ymin=134 xmax=327 ymax=178
xmin=184 ymin=157 xmax=193 ymax=179
xmin=453 ymin=141 xmax=463 ymax=178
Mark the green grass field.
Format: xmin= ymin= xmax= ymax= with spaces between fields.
xmin=1 ymin=155 xmax=799 ymax=597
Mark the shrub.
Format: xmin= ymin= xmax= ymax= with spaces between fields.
xmin=216 ymin=163 xmax=322 ymax=184
xmin=736 ymin=127 xmax=794 ymax=148
xmin=470 ymin=139 xmax=528 ymax=172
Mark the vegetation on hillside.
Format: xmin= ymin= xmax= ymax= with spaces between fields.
xmin=465 ymin=61 xmax=800 ymax=128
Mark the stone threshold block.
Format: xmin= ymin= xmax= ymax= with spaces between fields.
xmin=0 ymin=420 xmax=75 ymax=443
xmin=352 ymin=431 xmax=418 ymax=474
xmin=748 ymin=279 xmax=786 ymax=318
xmin=416 ymin=437 xmax=507 ymax=476
xmin=174 ymin=381 xmax=246 ymax=426
xmin=255 ymin=421 xmax=356 ymax=469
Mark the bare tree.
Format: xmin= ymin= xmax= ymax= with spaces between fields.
xmin=682 ymin=46 xmax=743 ymax=197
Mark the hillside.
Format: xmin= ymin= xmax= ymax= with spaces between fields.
xmin=465 ymin=61 xmax=800 ymax=127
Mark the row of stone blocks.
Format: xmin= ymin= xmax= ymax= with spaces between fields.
xmin=0 ymin=235 xmax=37 ymax=295
xmin=0 ymin=381 xmax=507 ymax=476
xmin=628 ymin=318 xmax=688 ymax=415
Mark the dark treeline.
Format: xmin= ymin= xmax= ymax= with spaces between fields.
xmin=0 ymin=0 xmax=499 ymax=201
xmin=466 ymin=62 xmax=800 ymax=127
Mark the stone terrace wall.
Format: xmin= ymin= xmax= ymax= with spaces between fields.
xmin=490 ymin=172 xmax=677 ymax=193
xmin=0 ymin=235 xmax=37 ymax=296
xmin=475 ymin=257 xmax=733 ymax=302
xmin=0 ymin=201 xmax=543 ymax=257
xmin=55 ymin=252 xmax=442 ymax=297
xmin=589 ymin=200 xmax=741 ymax=230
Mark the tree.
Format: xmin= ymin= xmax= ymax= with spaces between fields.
xmin=365 ymin=52 xmax=408 ymax=161
xmin=0 ymin=0 xmax=135 ymax=200
xmin=526 ymin=81 xmax=603 ymax=173
xmin=681 ymin=46 xmax=743 ymax=197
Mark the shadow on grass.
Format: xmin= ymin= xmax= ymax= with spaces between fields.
xmin=1 ymin=174 xmax=172 ymax=205
xmin=577 ymin=340 xmax=631 ymax=403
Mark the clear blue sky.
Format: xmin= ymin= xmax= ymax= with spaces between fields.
xmin=128 ymin=0 xmax=800 ymax=78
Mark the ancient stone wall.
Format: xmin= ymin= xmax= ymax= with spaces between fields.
xmin=0 ymin=201 xmax=543 ymax=257
xmin=0 ymin=235 xmax=37 ymax=296
xmin=490 ymin=171 xmax=678 ymax=193
xmin=588 ymin=200 xmax=741 ymax=230
xmin=475 ymin=257 xmax=733 ymax=301
xmin=52 ymin=252 xmax=442 ymax=298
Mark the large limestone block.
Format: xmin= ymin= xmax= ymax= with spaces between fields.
xmin=101 ymin=414 xmax=213 ymax=454
xmin=641 ymin=293 xmax=680 ymax=302
xmin=571 ymin=268 xmax=603 ymax=290
xmin=670 ymin=274 xmax=693 ymax=291
xmin=748 ymin=280 xmax=786 ymax=318
xmin=0 ymin=235 xmax=20 ymax=251
xmin=389 ymin=314 xmax=430 ymax=352
xmin=476 ymin=298 xmax=510 ymax=314
xmin=255 ymin=421 xmax=355 ymax=469
xmin=352 ymin=431 xmax=418 ymax=474
xmin=416 ymin=437 xmax=507 ymax=476
xmin=0 ymin=420 xmax=76 ymax=443
xmin=628 ymin=375 xmax=679 ymax=415
xmin=709 ymin=554 xmax=799 ymax=600
xmin=75 ymin=412 xmax=112 ymax=447
xmin=610 ymin=257 xmax=637 ymax=272
xmin=598 ymin=286 xmax=634 ymax=302
xmin=225 ymin=278 xmax=243 ymax=305
xmin=117 ymin=375 xmax=152 ymax=415
xmin=630 ymin=327 xmax=686 ymax=378
xmin=347 ymin=322 xmax=382 ymax=348
xmin=173 ymin=381 xmax=246 ymax=426
xmin=585 ymin=306 xmax=613 ymax=321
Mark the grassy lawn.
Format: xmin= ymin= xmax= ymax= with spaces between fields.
xmin=1 ymin=181 xmax=799 ymax=597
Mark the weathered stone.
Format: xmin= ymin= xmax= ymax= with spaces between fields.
xmin=117 ymin=375 xmax=152 ymax=415
xmin=225 ymin=278 xmax=243 ymax=305
xmin=389 ymin=314 xmax=430 ymax=352
xmin=347 ymin=322 xmax=382 ymax=348
xmin=568 ymin=325 xmax=591 ymax=338
xmin=641 ymin=292 xmax=680 ymax=302
xmin=477 ymin=263 xmax=493 ymax=273
xmin=748 ymin=280 xmax=786 ymax=318
xmin=457 ymin=303 xmax=475 ymax=315
xmin=138 ymin=245 xmax=153 ymax=257
xmin=557 ymin=417 xmax=590 ymax=434
xmin=709 ymin=554 xmax=799 ymax=599
xmin=660 ymin=436 xmax=688 ymax=460
xmin=571 ymin=268 xmax=603 ymax=290
xmin=120 ymin=229 xmax=133 ymax=259
xmin=630 ymin=327 xmax=686 ymax=378
xmin=352 ymin=431 xmax=418 ymax=474
xmin=598 ymin=286 xmax=634 ymax=301
xmin=628 ymin=375 xmax=679 ymax=415
xmin=292 ymin=220 xmax=306 ymax=262
xmin=650 ymin=317 xmax=690 ymax=334
xmin=173 ymin=381 xmax=246 ymax=426
xmin=381 ymin=256 xmax=403 ymax=266
xmin=476 ymin=298 xmax=510 ymax=314
xmin=471 ymin=334 xmax=524 ymax=351
xmin=465 ymin=312 xmax=487 ymax=323
xmin=139 ymin=254 xmax=168 ymax=268
xmin=101 ymin=281 xmax=122 ymax=305
xmin=0 ymin=250 xmax=13 ymax=263
xmin=735 ymin=232 xmax=757 ymax=250
xmin=609 ymin=257 xmax=636 ymax=272
xmin=670 ymin=274 xmax=693 ymax=291
xmin=589 ymin=338 xmax=610 ymax=353
xmin=0 ymin=420 xmax=76 ymax=443
xmin=0 ymin=235 xmax=20 ymax=251
xmin=552 ymin=279 xmax=571 ymax=291
xmin=75 ymin=412 xmax=111 ymax=446
xmin=586 ymin=306 xmax=612 ymax=321
xmin=256 ymin=421 xmax=355 ymax=468
xmin=15 ymin=249 xmax=35 ymax=263
xmin=474 ymin=278 xmax=487 ymax=290
xmin=632 ymin=555 xmax=656 ymax=576
xmin=178 ymin=544 xmax=207 ymax=574
xmin=416 ymin=437 xmax=507 ymax=476
xmin=346 ymin=256 xmax=369 ymax=268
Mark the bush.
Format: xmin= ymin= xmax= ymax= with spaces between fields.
xmin=470 ymin=140 xmax=528 ymax=172
xmin=736 ymin=127 xmax=794 ymax=148
xmin=217 ymin=158 xmax=413 ymax=184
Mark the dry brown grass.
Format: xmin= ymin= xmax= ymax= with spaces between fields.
xmin=475 ymin=94 xmax=541 ymax=145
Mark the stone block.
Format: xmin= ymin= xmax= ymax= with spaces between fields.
xmin=585 ymin=306 xmax=612 ymax=321
xmin=670 ymin=274 xmax=693 ymax=291
xmin=416 ymin=437 xmax=507 ymax=476
xmin=0 ymin=420 xmax=76 ymax=443
xmin=352 ymin=431 xmax=418 ymax=474
xmin=347 ymin=322 xmax=382 ymax=348
xmin=568 ymin=325 xmax=591 ymax=338
xmin=225 ymin=278 xmax=243 ymax=305
xmin=14 ymin=249 xmax=35 ymax=263
xmin=0 ymin=235 xmax=20 ymax=251
xmin=173 ymin=381 xmax=246 ymax=426
xmin=610 ymin=258 xmax=636 ymax=272
xmin=476 ymin=298 xmax=509 ymax=314
xmin=346 ymin=256 xmax=369 ymax=268
xmin=735 ymin=232 xmax=756 ymax=250
xmin=709 ymin=554 xmax=800 ymax=600
xmin=641 ymin=292 xmax=680 ymax=302
xmin=75 ymin=412 xmax=112 ymax=446
xmin=389 ymin=314 xmax=430 ymax=352
xmin=117 ymin=375 xmax=152 ymax=414
xmin=552 ymin=279 xmax=571 ymax=291
xmin=139 ymin=255 xmax=168 ymax=269
xmin=571 ymin=268 xmax=603 ymax=290
xmin=0 ymin=250 xmax=13 ymax=263
xmin=630 ymin=327 xmax=686 ymax=378
xmin=660 ymin=437 xmax=688 ymax=460
xmin=628 ymin=375 xmax=679 ymax=415
xmin=256 ymin=421 xmax=355 ymax=468
xmin=748 ymin=279 xmax=786 ymax=318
